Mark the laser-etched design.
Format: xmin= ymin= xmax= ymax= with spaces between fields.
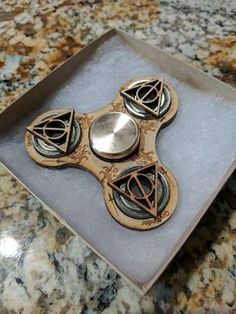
xmin=27 ymin=110 xmax=75 ymax=154
xmin=121 ymin=78 xmax=165 ymax=118
xmin=109 ymin=162 xmax=159 ymax=218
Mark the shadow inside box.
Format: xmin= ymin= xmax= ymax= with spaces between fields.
xmin=153 ymin=170 xmax=236 ymax=308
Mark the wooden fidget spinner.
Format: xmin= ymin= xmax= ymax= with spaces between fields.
xmin=25 ymin=77 xmax=178 ymax=230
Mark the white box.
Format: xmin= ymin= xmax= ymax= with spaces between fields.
xmin=0 ymin=29 xmax=235 ymax=294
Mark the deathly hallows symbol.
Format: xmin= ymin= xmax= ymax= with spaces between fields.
xmin=108 ymin=162 xmax=159 ymax=218
xmin=120 ymin=78 xmax=164 ymax=118
xmin=27 ymin=109 xmax=75 ymax=153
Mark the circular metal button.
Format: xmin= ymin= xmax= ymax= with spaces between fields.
xmin=89 ymin=112 xmax=140 ymax=161
xmin=124 ymin=79 xmax=171 ymax=119
xmin=113 ymin=166 xmax=170 ymax=220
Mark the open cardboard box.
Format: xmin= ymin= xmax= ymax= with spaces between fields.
xmin=0 ymin=29 xmax=236 ymax=294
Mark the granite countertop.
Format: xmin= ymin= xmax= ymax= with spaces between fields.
xmin=0 ymin=0 xmax=235 ymax=313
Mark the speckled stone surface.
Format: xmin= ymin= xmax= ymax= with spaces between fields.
xmin=0 ymin=0 xmax=235 ymax=313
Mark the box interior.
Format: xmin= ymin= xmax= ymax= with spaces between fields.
xmin=0 ymin=35 xmax=236 ymax=288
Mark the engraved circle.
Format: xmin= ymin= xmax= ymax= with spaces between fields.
xmin=44 ymin=120 xmax=66 ymax=140
xmin=127 ymin=174 xmax=154 ymax=200
xmin=136 ymin=85 xmax=159 ymax=104
xmin=89 ymin=112 xmax=140 ymax=160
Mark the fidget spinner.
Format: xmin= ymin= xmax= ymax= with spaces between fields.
xmin=25 ymin=77 xmax=178 ymax=230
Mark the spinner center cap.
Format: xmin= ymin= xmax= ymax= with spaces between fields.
xmin=89 ymin=112 xmax=140 ymax=161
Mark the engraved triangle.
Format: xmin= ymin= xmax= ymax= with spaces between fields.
xmin=109 ymin=162 xmax=159 ymax=218
xmin=27 ymin=109 xmax=75 ymax=154
xmin=121 ymin=78 xmax=164 ymax=118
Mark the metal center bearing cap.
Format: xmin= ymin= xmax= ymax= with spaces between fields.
xmin=89 ymin=112 xmax=140 ymax=161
